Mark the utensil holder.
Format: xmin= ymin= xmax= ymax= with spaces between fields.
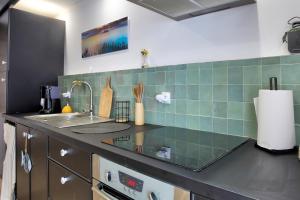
xmin=135 ymin=103 xmax=144 ymax=125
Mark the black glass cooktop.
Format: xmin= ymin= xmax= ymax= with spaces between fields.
xmin=102 ymin=127 xmax=248 ymax=171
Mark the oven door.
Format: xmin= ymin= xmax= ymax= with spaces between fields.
xmin=92 ymin=179 xmax=133 ymax=200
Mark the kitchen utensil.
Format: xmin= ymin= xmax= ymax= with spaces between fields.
xmin=98 ymin=77 xmax=113 ymax=118
xmin=23 ymin=135 xmax=32 ymax=174
xmin=133 ymin=83 xmax=144 ymax=125
xmin=133 ymin=83 xmax=144 ymax=103
xmin=115 ymin=101 xmax=130 ymax=123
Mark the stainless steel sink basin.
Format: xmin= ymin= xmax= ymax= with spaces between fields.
xmin=25 ymin=113 xmax=113 ymax=128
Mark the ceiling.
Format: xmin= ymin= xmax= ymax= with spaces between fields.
xmin=13 ymin=0 xmax=82 ymax=18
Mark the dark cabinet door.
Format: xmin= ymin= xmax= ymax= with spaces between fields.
xmin=0 ymin=10 xmax=8 ymax=73
xmin=16 ymin=124 xmax=30 ymax=200
xmin=30 ymin=129 xmax=48 ymax=200
xmin=49 ymin=160 xmax=92 ymax=200
xmin=0 ymin=71 xmax=6 ymax=113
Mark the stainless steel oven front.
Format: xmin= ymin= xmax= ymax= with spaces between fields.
xmin=92 ymin=154 xmax=190 ymax=200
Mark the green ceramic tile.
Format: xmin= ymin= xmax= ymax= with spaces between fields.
xmin=175 ymin=85 xmax=186 ymax=99
xmin=261 ymin=65 xmax=280 ymax=88
xmin=155 ymin=71 xmax=166 ymax=85
xmin=187 ymin=115 xmax=200 ymax=130
xmin=213 ymin=85 xmax=228 ymax=101
xmin=176 ymin=100 xmax=187 ymax=114
xmin=243 ymin=66 xmax=261 ymax=84
xmin=228 ymin=85 xmax=243 ymax=102
xmin=200 ymin=66 xmax=212 ymax=85
xmin=144 ymin=98 xmax=157 ymax=111
xmin=199 ymin=117 xmax=212 ymax=132
xmin=294 ymin=105 xmax=300 ymax=124
xmin=213 ymin=118 xmax=227 ymax=134
xmin=281 ymin=85 xmax=300 ymax=104
xmin=156 ymin=112 xmax=166 ymax=125
xmin=244 ymin=85 xmax=260 ymax=102
xmin=228 ymin=58 xmax=260 ymax=67
xmin=175 ymin=114 xmax=187 ymax=128
xmin=146 ymin=72 xmax=156 ymax=85
xmin=137 ymin=73 xmax=146 ymax=83
xmin=166 ymin=71 xmax=175 ymax=85
xmin=228 ymin=102 xmax=243 ymax=119
xmin=165 ymin=100 xmax=175 ymax=113
xmin=199 ymin=85 xmax=212 ymax=101
xmin=213 ymin=102 xmax=227 ymax=118
xmin=280 ymin=55 xmax=300 ymax=64
xmin=175 ymin=70 xmax=186 ymax=84
xmin=174 ymin=64 xmax=187 ymax=70
xmin=187 ymin=70 xmax=200 ymax=85
xmin=228 ymin=120 xmax=243 ymax=136
xmin=213 ymin=65 xmax=228 ymax=84
xmin=228 ymin=66 xmax=243 ymax=84
xmin=244 ymin=120 xmax=257 ymax=139
xmin=281 ymin=64 xmax=300 ymax=84
xmin=199 ymin=101 xmax=212 ymax=116
xmin=243 ymin=103 xmax=256 ymax=121
xmin=187 ymin=63 xmax=200 ymax=70
xmin=186 ymin=100 xmax=200 ymax=115
xmin=145 ymin=111 xmax=156 ymax=124
xmin=165 ymin=113 xmax=175 ymax=126
xmin=262 ymin=57 xmax=280 ymax=65
xmin=187 ymin=85 xmax=199 ymax=100
xmin=144 ymin=85 xmax=156 ymax=97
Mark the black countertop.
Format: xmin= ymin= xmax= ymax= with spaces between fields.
xmin=3 ymin=114 xmax=300 ymax=200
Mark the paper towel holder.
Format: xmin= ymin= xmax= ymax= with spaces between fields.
xmin=269 ymin=77 xmax=278 ymax=90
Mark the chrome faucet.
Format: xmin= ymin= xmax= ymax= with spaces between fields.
xmin=67 ymin=80 xmax=93 ymax=118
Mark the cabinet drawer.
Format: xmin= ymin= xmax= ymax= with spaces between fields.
xmin=49 ymin=160 xmax=92 ymax=200
xmin=48 ymin=137 xmax=91 ymax=180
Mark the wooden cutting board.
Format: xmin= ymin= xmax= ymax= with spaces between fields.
xmin=98 ymin=77 xmax=113 ymax=118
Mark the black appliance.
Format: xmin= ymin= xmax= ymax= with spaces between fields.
xmin=39 ymin=85 xmax=61 ymax=114
xmin=283 ymin=17 xmax=300 ymax=53
xmin=102 ymin=127 xmax=248 ymax=171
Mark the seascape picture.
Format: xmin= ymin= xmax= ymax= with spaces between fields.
xmin=81 ymin=17 xmax=128 ymax=58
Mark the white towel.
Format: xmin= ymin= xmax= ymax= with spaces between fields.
xmin=1 ymin=123 xmax=16 ymax=200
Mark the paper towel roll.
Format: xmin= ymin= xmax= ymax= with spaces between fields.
xmin=255 ymin=90 xmax=295 ymax=150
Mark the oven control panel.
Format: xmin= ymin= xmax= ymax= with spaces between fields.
xmin=97 ymin=156 xmax=178 ymax=199
xmin=119 ymin=171 xmax=144 ymax=192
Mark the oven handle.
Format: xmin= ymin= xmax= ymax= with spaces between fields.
xmin=92 ymin=186 xmax=113 ymax=200
xmin=92 ymin=182 xmax=133 ymax=200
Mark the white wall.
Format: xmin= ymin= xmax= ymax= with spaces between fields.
xmin=62 ymin=0 xmax=300 ymax=75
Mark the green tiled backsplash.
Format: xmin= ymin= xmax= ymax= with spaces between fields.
xmin=58 ymin=55 xmax=300 ymax=143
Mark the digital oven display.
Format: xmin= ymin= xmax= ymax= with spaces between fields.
xmin=118 ymin=171 xmax=144 ymax=192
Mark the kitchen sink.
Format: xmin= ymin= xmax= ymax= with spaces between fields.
xmin=25 ymin=113 xmax=113 ymax=128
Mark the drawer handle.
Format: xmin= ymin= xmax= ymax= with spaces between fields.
xmin=1 ymin=61 xmax=6 ymax=65
xmin=60 ymin=177 xmax=70 ymax=185
xmin=1 ymin=78 xmax=5 ymax=82
xmin=60 ymin=149 xmax=69 ymax=157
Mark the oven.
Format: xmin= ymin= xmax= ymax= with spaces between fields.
xmin=92 ymin=154 xmax=190 ymax=200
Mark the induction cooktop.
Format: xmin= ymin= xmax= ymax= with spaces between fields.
xmin=102 ymin=127 xmax=248 ymax=171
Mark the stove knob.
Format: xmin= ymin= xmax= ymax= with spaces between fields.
xmin=105 ymin=171 xmax=112 ymax=182
xmin=149 ymin=192 xmax=159 ymax=200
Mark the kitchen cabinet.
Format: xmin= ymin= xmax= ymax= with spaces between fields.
xmin=49 ymin=137 xmax=92 ymax=180
xmin=48 ymin=160 xmax=92 ymax=200
xmin=16 ymin=124 xmax=30 ymax=200
xmin=16 ymin=124 xmax=48 ymax=200
xmin=0 ymin=9 xmax=7 ymax=176
xmin=30 ymin=129 xmax=48 ymax=200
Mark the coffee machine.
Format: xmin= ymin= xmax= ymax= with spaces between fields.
xmin=39 ymin=85 xmax=61 ymax=114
